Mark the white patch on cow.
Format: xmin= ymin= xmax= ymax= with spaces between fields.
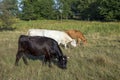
xmin=70 ymin=39 xmax=77 ymax=47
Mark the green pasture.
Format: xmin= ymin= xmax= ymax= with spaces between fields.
xmin=0 ymin=20 xmax=120 ymax=80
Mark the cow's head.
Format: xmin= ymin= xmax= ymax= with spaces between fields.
xmin=58 ymin=56 xmax=67 ymax=69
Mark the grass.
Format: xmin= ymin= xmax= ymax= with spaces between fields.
xmin=0 ymin=20 xmax=120 ymax=80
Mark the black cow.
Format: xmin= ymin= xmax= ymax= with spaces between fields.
xmin=15 ymin=35 xmax=67 ymax=69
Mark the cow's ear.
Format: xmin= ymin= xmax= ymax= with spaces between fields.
xmin=62 ymin=56 xmax=66 ymax=60
xmin=63 ymin=57 xmax=65 ymax=60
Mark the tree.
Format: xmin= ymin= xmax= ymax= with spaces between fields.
xmin=19 ymin=0 xmax=37 ymax=20
xmin=53 ymin=0 xmax=63 ymax=20
xmin=20 ymin=0 xmax=55 ymax=20
xmin=0 ymin=0 xmax=18 ymax=29
xmin=85 ymin=0 xmax=120 ymax=21
xmin=37 ymin=0 xmax=55 ymax=19
xmin=71 ymin=0 xmax=96 ymax=20
xmin=70 ymin=0 xmax=120 ymax=21
xmin=18 ymin=0 xmax=120 ymax=21
xmin=58 ymin=0 xmax=74 ymax=19
xmin=98 ymin=0 xmax=120 ymax=21
xmin=52 ymin=0 xmax=74 ymax=20
xmin=83 ymin=1 xmax=101 ymax=20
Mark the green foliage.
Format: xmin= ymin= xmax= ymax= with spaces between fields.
xmin=17 ymin=0 xmax=120 ymax=21
xmin=71 ymin=0 xmax=96 ymax=20
xmin=0 ymin=0 xmax=18 ymax=28
xmin=37 ymin=0 xmax=56 ymax=19
xmin=64 ymin=0 xmax=120 ymax=21
xmin=13 ymin=20 xmax=120 ymax=36
xmin=59 ymin=0 xmax=73 ymax=19
xmin=19 ymin=0 xmax=39 ymax=20
xmin=98 ymin=0 xmax=120 ymax=21
xmin=20 ymin=0 xmax=55 ymax=20
xmin=80 ymin=0 xmax=120 ymax=21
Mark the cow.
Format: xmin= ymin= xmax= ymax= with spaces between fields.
xmin=15 ymin=35 xmax=67 ymax=69
xmin=27 ymin=29 xmax=77 ymax=49
xmin=65 ymin=30 xmax=87 ymax=45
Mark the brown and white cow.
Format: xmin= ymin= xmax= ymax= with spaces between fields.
xmin=65 ymin=30 xmax=87 ymax=45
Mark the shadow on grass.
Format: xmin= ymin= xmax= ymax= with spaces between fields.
xmin=112 ymin=40 xmax=120 ymax=43
xmin=0 ymin=27 xmax=16 ymax=31
xmin=26 ymin=54 xmax=58 ymax=67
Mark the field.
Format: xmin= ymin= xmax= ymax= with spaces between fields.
xmin=0 ymin=20 xmax=120 ymax=80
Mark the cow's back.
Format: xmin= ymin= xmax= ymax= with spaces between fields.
xmin=27 ymin=29 xmax=73 ymax=43
xmin=18 ymin=35 xmax=62 ymax=56
xmin=27 ymin=29 xmax=45 ymax=36
xmin=65 ymin=30 xmax=87 ymax=44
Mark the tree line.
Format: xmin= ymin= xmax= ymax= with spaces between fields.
xmin=0 ymin=0 xmax=120 ymax=27
xmin=19 ymin=0 xmax=120 ymax=21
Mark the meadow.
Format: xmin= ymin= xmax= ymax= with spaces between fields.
xmin=0 ymin=20 xmax=120 ymax=80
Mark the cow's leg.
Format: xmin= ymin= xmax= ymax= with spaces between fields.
xmin=42 ymin=56 xmax=47 ymax=65
xmin=48 ymin=58 xmax=52 ymax=67
xmin=45 ymin=55 xmax=52 ymax=67
xmin=15 ymin=51 xmax=23 ymax=66
xmin=77 ymin=38 xmax=81 ymax=45
xmin=45 ymin=54 xmax=52 ymax=67
xmin=22 ymin=54 xmax=28 ymax=65
xmin=43 ymin=49 xmax=52 ymax=67
xmin=64 ymin=43 xmax=67 ymax=49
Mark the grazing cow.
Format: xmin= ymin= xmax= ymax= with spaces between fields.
xmin=15 ymin=35 xmax=67 ymax=69
xmin=27 ymin=29 xmax=77 ymax=49
xmin=65 ymin=30 xmax=87 ymax=45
